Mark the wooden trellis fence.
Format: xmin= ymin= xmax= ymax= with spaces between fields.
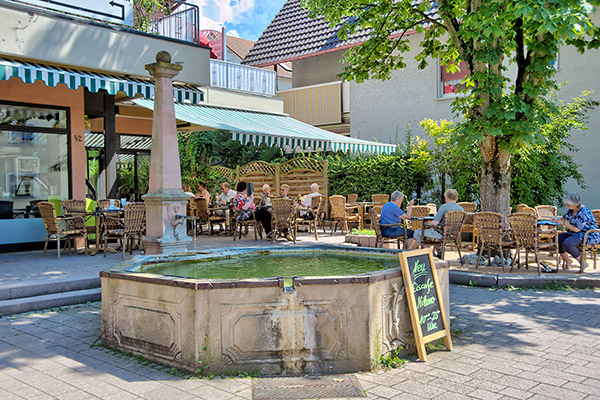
xmin=212 ymin=157 xmax=329 ymax=211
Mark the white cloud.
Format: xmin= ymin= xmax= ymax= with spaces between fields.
xmin=228 ymin=30 xmax=240 ymax=38
xmin=190 ymin=0 xmax=255 ymax=26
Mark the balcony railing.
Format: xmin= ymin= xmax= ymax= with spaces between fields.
xmin=210 ymin=60 xmax=276 ymax=96
xmin=138 ymin=0 xmax=200 ymax=44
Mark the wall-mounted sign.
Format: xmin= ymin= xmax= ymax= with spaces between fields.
xmin=17 ymin=0 xmax=133 ymax=26
xmin=399 ymin=248 xmax=452 ymax=361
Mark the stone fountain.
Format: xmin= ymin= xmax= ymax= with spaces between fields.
xmin=142 ymin=51 xmax=191 ymax=254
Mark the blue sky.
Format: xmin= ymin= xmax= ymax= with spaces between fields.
xmin=191 ymin=0 xmax=286 ymax=41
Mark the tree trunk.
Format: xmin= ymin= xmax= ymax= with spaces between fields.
xmin=479 ymin=136 xmax=511 ymax=215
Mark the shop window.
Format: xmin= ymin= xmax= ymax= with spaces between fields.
xmin=0 ymin=102 xmax=70 ymax=218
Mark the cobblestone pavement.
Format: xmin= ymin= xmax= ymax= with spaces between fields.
xmin=1 ymin=285 xmax=599 ymax=399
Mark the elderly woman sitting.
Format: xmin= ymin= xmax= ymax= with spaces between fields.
xmin=232 ymin=181 xmax=272 ymax=238
xmin=552 ymin=192 xmax=600 ymax=273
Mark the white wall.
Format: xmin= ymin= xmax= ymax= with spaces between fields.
xmin=293 ymin=52 xmax=345 ymax=87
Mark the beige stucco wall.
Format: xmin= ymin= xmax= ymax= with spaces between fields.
xmin=293 ymin=51 xmax=346 ymax=87
xmin=204 ymin=87 xmax=285 ymax=114
xmin=0 ymin=4 xmax=210 ymax=86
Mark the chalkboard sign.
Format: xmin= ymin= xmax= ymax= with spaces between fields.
xmin=399 ymin=248 xmax=452 ymax=361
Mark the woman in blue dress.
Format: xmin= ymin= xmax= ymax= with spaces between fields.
xmin=552 ymin=192 xmax=600 ymax=273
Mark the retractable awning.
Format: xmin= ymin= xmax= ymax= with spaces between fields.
xmin=0 ymin=58 xmax=203 ymax=104
xmin=134 ymin=98 xmax=397 ymax=154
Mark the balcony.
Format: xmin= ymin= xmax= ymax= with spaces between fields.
xmin=210 ymin=60 xmax=277 ymax=97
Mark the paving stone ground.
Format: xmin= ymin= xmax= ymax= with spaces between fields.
xmin=1 ymin=285 xmax=599 ymax=399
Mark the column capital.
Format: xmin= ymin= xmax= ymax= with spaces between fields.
xmin=145 ymin=51 xmax=182 ymax=79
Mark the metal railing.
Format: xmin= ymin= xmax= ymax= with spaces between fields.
xmin=135 ymin=0 xmax=199 ymax=44
xmin=210 ymin=60 xmax=276 ymax=96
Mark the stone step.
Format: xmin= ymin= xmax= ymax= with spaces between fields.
xmin=0 ymin=288 xmax=101 ymax=317
xmin=0 ymin=277 xmax=100 ymax=301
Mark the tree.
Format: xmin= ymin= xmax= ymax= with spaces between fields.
xmin=302 ymin=0 xmax=600 ymax=213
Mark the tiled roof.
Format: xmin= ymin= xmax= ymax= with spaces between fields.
xmin=226 ymin=36 xmax=255 ymax=60
xmin=243 ymin=0 xmax=371 ymax=67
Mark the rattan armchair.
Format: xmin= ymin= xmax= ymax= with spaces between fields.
xmin=509 ymin=212 xmax=559 ymax=275
xmin=347 ymin=193 xmax=358 ymax=203
xmin=194 ymin=198 xmax=226 ymax=235
xmin=474 ymin=212 xmax=514 ymax=272
xmin=270 ymin=198 xmax=297 ymax=243
xmin=458 ymin=202 xmax=477 ymax=249
xmin=421 ymin=211 xmax=466 ymax=263
xmin=426 ymin=203 xmax=438 ymax=215
xmin=297 ymin=195 xmax=326 ymax=240
xmin=329 ymin=195 xmax=361 ymax=235
xmin=369 ymin=208 xmax=407 ymax=249
xmin=535 ymin=205 xmax=557 ymax=219
xmin=408 ymin=206 xmax=431 ymax=233
xmin=232 ymin=209 xmax=263 ymax=241
xmin=61 ymin=199 xmax=88 ymax=231
xmin=39 ymin=202 xmax=88 ymax=260
xmin=104 ymin=202 xmax=145 ymax=260
xmin=371 ymin=194 xmax=389 ymax=204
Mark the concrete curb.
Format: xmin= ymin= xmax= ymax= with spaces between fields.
xmin=450 ymin=270 xmax=600 ymax=289
xmin=0 ymin=288 xmax=101 ymax=316
xmin=0 ymin=277 xmax=100 ymax=301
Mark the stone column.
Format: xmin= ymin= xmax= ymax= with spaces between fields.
xmin=142 ymin=51 xmax=191 ymax=254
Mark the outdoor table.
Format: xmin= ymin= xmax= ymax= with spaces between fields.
xmin=210 ymin=203 xmax=235 ymax=235
xmin=410 ymin=215 xmax=435 ymax=241
xmin=348 ymin=201 xmax=377 ymax=230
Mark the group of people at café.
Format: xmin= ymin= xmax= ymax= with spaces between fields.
xmin=378 ymin=189 xmax=599 ymax=273
xmin=183 ymin=181 xmax=322 ymax=241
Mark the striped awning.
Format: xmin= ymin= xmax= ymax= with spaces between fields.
xmin=0 ymin=58 xmax=203 ymax=104
xmin=84 ymin=132 xmax=152 ymax=150
xmin=134 ymin=99 xmax=397 ymax=154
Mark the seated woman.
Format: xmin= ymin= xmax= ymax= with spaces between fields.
xmin=379 ymin=190 xmax=414 ymax=246
xmin=553 ymin=192 xmax=600 ymax=273
xmin=232 ymin=181 xmax=272 ymax=237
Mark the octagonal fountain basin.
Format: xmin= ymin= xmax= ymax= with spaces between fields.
xmin=100 ymin=245 xmax=449 ymax=375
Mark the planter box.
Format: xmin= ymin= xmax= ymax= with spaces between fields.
xmin=346 ymin=234 xmax=401 ymax=248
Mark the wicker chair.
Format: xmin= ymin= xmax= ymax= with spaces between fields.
xmin=39 ymin=202 xmax=88 ymax=260
xmin=515 ymin=204 xmax=531 ymax=213
xmin=232 ymin=209 xmax=263 ymax=241
xmin=369 ymin=208 xmax=407 ymax=249
xmin=347 ymin=193 xmax=358 ymax=203
xmin=297 ymin=195 xmax=327 ymax=240
xmin=535 ymin=205 xmax=557 ymax=219
xmin=104 ymin=202 xmax=145 ymax=260
xmin=474 ymin=212 xmax=514 ymax=272
xmin=509 ymin=212 xmax=559 ymax=275
xmin=408 ymin=206 xmax=431 ymax=233
xmin=371 ymin=194 xmax=389 ymax=204
xmin=422 ymin=211 xmax=467 ymax=263
xmin=426 ymin=203 xmax=438 ymax=216
xmin=194 ymin=198 xmax=226 ymax=235
xmin=458 ymin=202 xmax=478 ymax=249
xmin=329 ymin=195 xmax=361 ymax=235
xmin=61 ymin=199 xmax=88 ymax=230
xmin=270 ymin=198 xmax=297 ymax=243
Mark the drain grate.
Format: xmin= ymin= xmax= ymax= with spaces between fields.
xmin=252 ymin=374 xmax=366 ymax=399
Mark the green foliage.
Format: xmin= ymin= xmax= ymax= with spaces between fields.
xmin=420 ymin=92 xmax=598 ymax=207
xmin=301 ymin=0 xmax=600 ymax=209
xmin=379 ymin=347 xmax=408 ymax=369
xmin=349 ymin=228 xmax=375 ymax=236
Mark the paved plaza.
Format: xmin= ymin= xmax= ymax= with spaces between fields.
xmin=1 ymin=284 xmax=599 ymax=399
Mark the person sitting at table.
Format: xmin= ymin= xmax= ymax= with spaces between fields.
xmin=260 ymin=184 xmax=272 ymax=206
xmin=299 ymin=183 xmax=322 ymax=220
xmin=409 ymin=189 xmax=463 ymax=252
xmin=379 ymin=190 xmax=414 ymax=246
xmin=195 ymin=182 xmax=211 ymax=204
xmin=217 ymin=182 xmax=236 ymax=204
xmin=232 ymin=181 xmax=272 ymax=238
xmin=279 ymin=184 xmax=291 ymax=199
xmin=552 ymin=192 xmax=600 ymax=273
xmin=182 ymin=183 xmax=195 ymax=198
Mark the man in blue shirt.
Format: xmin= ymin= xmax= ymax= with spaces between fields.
xmin=379 ymin=191 xmax=414 ymax=247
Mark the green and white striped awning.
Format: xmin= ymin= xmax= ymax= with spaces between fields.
xmin=0 ymin=58 xmax=203 ymax=104
xmin=134 ymin=99 xmax=397 ymax=154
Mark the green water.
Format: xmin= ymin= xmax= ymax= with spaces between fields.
xmin=137 ymin=252 xmax=400 ymax=280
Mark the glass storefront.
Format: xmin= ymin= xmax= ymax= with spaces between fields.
xmin=0 ymin=102 xmax=70 ymax=219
